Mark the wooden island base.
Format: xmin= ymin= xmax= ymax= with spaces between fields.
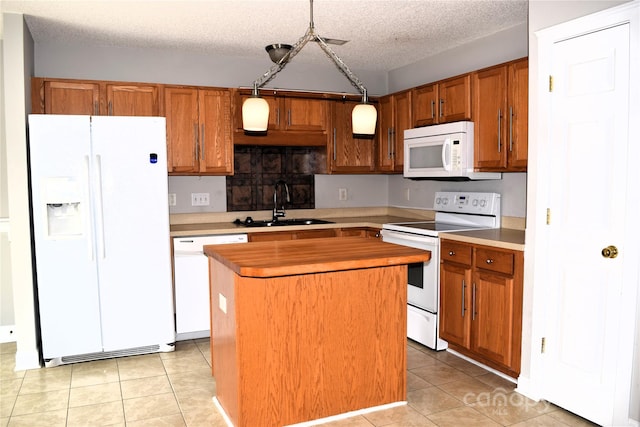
xmin=204 ymin=237 xmax=430 ymax=427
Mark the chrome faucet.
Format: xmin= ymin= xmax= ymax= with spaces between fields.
xmin=272 ymin=180 xmax=290 ymax=221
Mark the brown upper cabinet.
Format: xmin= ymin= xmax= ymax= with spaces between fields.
xmin=164 ymin=87 xmax=233 ymax=175
xmin=232 ymin=89 xmax=329 ymax=146
xmin=377 ymin=89 xmax=412 ymax=173
xmin=39 ymin=80 xmax=101 ymax=115
xmin=105 ymin=84 xmax=161 ymax=116
xmin=32 ymin=78 xmax=162 ymax=116
xmin=472 ymin=58 xmax=528 ymax=172
xmin=329 ymin=99 xmax=376 ymax=173
xmin=412 ymin=74 xmax=472 ymax=127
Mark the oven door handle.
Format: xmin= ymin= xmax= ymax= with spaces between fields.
xmin=382 ymin=230 xmax=437 ymax=245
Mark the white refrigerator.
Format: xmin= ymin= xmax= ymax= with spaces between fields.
xmin=28 ymin=114 xmax=175 ymax=366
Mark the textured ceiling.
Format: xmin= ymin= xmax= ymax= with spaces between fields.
xmin=1 ymin=0 xmax=528 ymax=71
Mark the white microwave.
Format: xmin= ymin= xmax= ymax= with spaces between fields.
xmin=403 ymin=121 xmax=501 ymax=180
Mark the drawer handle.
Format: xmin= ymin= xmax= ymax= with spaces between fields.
xmin=448 ymin=250 xmax=455 ymax=256
xmin=485 ymin=259 xmax=494 ymax=264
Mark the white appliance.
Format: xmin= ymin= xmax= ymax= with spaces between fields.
xmin=28 ymin=114 xmax=175 ymax=366
xmin=381 ymin=191 xmax=501 ymax=350
xmin=173 ymin=234 xmax=247 ymax=340
xmin=403 ymin=121 xmax=501 ymax=180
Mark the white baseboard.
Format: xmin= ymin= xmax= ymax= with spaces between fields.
xmin=15 ymin=348 xmax=41 ymax=370
xmin=0 ymin=325 xmax=16 ymax=343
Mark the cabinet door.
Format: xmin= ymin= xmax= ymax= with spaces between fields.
xmin=284 ymin=98 xmax=328 ymax=133
xmin=413 ymin=83 xmax=439 ymax=127
xmin=439 ymin=75 xmax=471 ymax=123
xmin=106 ymin=84 xmax=160 ymax=116
xmin=393 ymin=90 xmax=412 ymax=172
xmin=472 ymin=66 xmax=508 ymax=170
xmin=440 ymin=261 xmax=472 ymax=348
xmin=376 ymin=95 xmax=395 ymax=172
xmin=44 ymin=81 xmax=100 ymax=115
xmin=330 ymin=101 xmax=376 ymax=173
xmin=198 ymin=89 xmax=233 ymax=174
xmin=507 ymin=59 xmax=528 ymax=170
xmin=165 ymin=87 xmax=199 ymax=173
xmin=470 ymin=270 xmax=516 ymax=367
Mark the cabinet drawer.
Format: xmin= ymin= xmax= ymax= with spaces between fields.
xmin=249 ymin=232 xmax=294 ymax=242
xmin=294 ymin=229 xmax=338 ymax=239
xmin=475 ymin=247 xmax=514 ymax=275
xmin=441 ymin=241 xmax=472 ymax=266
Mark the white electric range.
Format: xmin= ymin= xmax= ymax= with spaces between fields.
xmin=381 ymin=191 xmax=501 ymax=350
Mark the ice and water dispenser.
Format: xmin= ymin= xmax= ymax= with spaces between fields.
xmin=41 ymin=177 xmax=84 ymax=238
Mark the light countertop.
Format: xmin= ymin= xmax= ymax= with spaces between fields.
xmin=170 ymin=208 xmax=525 ymax=250
xmin=440 ymin=228 xmax=525 ymax=251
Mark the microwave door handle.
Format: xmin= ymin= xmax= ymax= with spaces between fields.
xmin=442 ymin=138 xmax=452 ymax=171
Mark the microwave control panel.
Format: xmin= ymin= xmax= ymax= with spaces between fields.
xmin=451 ymin=140 xmax=461 ymax=169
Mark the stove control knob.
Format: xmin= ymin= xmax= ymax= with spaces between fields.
xmin=479 ymin=199 xmax=487 ymax=207
xmin=442 ymin=199 xmax=448 ymax=205
xmin=435 ymin=197 xmax=441 ymax=205
xmin=472 ymin=199 xmax=478 ymax=206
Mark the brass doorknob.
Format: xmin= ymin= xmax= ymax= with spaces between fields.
xmin=601 ymin=245 xmax=618 ymax=259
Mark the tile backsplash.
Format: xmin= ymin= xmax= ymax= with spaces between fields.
xmin=226 ymin=146 xmax=326 ymax=212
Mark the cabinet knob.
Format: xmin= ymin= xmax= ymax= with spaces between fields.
xmin=485 ymin=258 xmax=494 ymax=264
xmin=448 ymin=250 xmax=455 ymax=256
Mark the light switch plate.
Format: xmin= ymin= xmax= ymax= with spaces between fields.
xmin=168 ymin=193 xmax=176 ymax=206
xmin=191 ymin=193 xmax=210 ymax=206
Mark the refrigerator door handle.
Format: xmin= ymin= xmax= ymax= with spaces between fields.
xmin=94 ymin=154 xmax=106 ymax=259
xmin=84 ymin=155 xmax=95 ymax=261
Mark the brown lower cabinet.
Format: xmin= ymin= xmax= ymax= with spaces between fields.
xmin=439 ymin=239 xmax=523 ymax=378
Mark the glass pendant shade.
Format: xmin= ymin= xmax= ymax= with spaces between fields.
xmin=242 ymin=97 xmax=270 ymax=131
xmin=352 ymin=103 xmax=377 ymax=135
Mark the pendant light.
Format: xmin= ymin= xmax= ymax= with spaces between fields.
xmin=242 ymin=0 xmax=377 ymax=135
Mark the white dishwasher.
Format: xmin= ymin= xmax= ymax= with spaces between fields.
xmin=173 ymin=234 xmax=248 ymax=340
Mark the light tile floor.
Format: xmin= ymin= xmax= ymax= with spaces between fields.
xmin=0 ymin=339 xmax=598 ymax=426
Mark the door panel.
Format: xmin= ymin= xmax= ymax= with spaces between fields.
xmin=106 ymin=84 xmax=160 ymax=116
xmin=44 ymin=81 xmax=100 ymax=115
xmin=543 ymin=23 xmax=630 ymax=425
xmin=165 ymin=87 xmax=199 ymax=173
xmin=28 ymin=115 xmax=103 ymax=358
xmin=90 ymin=116 xmax=175 ymax=350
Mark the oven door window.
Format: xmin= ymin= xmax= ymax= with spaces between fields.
xmin=408 ymin=262 xmax=424 ymax=289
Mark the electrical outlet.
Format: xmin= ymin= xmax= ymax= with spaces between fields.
xmin=219 ymin=293 xmax=227 ymax=314
xmin=191 ymin=193 xmax=210 ymax=206
xmin=338 ymin=188 xmax=348 ymax=201
xmin=168 ymin=193 xmax=177 ymax=206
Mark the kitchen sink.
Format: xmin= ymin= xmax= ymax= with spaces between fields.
xmin=233 ymin=217 xmax=335 ymax=227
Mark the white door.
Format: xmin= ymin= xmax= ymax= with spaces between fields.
xmin=542 ymin=20 xmax=637 ymax=426
xmin=90 ymin=116 xmax=175 ymax=351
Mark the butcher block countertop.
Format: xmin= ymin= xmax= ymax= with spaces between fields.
xmin=203 ymin=236 xmax=431 ymax=278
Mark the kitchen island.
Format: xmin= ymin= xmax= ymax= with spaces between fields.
xmin=203 ymin=237 xmax=431 ymax=427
